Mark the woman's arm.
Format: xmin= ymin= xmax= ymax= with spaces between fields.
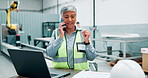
xmin=81 ymin=30 xmax=97 ymax=61
xmin=46 ymin=22 xmax=66 ymax=57
xmin=46 ymin=37 xmax=63 ymax=57
xmin=85 ymin=44 xmax=97 ymax=61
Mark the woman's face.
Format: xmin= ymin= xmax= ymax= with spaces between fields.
xmin=62 ymin=11 xmax=76 ymax=28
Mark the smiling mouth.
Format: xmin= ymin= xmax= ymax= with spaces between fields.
xmin=67 ymin=23 xmax=74 ymax=25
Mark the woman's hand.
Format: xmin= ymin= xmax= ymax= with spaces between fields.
xmin=58 ymin=22 xmax=66 ymax=38
xmin=82 ymin=30 xmax=90 ymax=43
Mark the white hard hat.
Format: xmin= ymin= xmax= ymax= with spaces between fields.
xmin=110 ymin=60 xmax=145 ymax=78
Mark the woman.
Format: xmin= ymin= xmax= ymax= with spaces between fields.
xmin=46 ymin=5 xmax=96 ymax=70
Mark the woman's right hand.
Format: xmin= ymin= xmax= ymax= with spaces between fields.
xmin=58 ymin=22 xmax=66 ymax=38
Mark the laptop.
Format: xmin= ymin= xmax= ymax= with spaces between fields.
xmin=8 ymin=49 xmax=70 ymax=78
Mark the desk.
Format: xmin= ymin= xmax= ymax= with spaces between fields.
xmin=10 ymin=69 xmax=80 ymax=78
xmin=34 ymin=38 xmax=53 ymax=47
xmin=92 ymin=37 xmax=148 ymax=60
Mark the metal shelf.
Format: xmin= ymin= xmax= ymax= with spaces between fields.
xmin=92 ymin=37 xmax=148 ymax=60
xmin=42 ymin=22 xmax=59 ymax=38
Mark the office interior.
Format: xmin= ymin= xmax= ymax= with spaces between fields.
xmin=0 ymin=0 xmax=148 ymax=78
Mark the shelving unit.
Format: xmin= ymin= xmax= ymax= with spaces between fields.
xmin=42 ymin=22 xmax=59 ymax=38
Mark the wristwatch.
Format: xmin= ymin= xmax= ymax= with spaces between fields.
xmin=84 ymin=41 xmax=90 ymax=45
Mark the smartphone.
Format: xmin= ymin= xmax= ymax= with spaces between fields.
xmin=61 ymin=19 xmax=66 ymax=26
xmin=61 ymin=19 xmax=66 ymax=31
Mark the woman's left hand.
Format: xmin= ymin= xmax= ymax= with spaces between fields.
xmin=82 ymin=30 xmax=90 ymax=43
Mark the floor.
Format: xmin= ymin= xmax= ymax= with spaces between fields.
xmin=0 ymin=51 xmax=148 ymax=78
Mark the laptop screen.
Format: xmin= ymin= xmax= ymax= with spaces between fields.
xmin=8 ymin=49 xmax=52 ymax=78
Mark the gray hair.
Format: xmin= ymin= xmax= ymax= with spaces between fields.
xmin=60 ymin=5 xmax=77 ymax=15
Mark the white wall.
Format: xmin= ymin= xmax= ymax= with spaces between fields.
xmin=96 ymin=0 xmax=148 ymax=25
xmin=43 ymin=0 xmax=57 ymax=13
xmin=0 ymin=0 xmax=42 ymax=11
xmin=43 ymin=0 xmax=56 ymax=8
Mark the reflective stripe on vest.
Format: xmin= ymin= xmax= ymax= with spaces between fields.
xmin=52 ymin=30 xmax=89 ymax=70
xmin=52 ymin=57 xmax=87 ymax=63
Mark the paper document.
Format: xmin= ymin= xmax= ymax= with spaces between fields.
xmin=72 ymin=70 xmax=110 ymax=78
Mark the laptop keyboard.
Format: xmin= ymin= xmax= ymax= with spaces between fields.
xmin=50 ymin=73 xmax=58 ymax=77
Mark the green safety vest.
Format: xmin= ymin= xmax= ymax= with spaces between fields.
xmin=52 ymin=30 xmax=89 ymax=70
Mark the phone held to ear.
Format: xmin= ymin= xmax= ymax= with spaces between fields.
xmin=61 ymin=19 xmax=66 ymax=26
xmin=61 ymin=19 xmax=66 ymax=30
xmin=62 ymin=24 xmax=66 ymax=26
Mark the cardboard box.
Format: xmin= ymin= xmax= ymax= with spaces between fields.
xmin=142 ymin=53 xmax=148 ymax=72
